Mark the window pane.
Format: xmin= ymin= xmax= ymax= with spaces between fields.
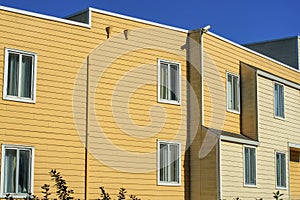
xmin=245 ymin=148 xmax=249 ymax=183
xmin=19 ymin=150 xmax=31 ymax=193
xmin=20 ymin=56 xmax=32 ymax=98
xmin=170 ymin=64 xmax=179 ymax=101
xmin=227 ymin=75 xmax=233 ymax=110
xmin=276 ymin=153 xmax=286 ymax=187
xmin=281 ymin=154 xmax=286 ymax=187
xmin=170 ymin=144 xmax=179 ymax=182
xmin=159 ymin=143 xmax=168 ymax=182
xmin=275 ymin=84 xmax=284 ymax=118
xmin=233 ymin=76 xmax=239 ymax=110
xmin=250 ymin=148 xmax=256 ymax=184
xmin=160 ymin=63 xmax=168 ymax=100
xmin=7 ymin=53 xmax=19 ymax=96
xmin=4 ymin=149 xmax=17 ymax=193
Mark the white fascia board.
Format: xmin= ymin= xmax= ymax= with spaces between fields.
xmin=89 ymin=7 xmax=188 ymax=33
xmin=257 ymin=70 xmax=300 ymax=90
xmin=288 ymin=142 xmax=300 ymax=149
xmin=220 ymin=135 xmax=260 ymax=146
xmin=206 ymin=31 xmax=300 ymax=73
xmin=0 ymin=5 xmax=91 ymax=28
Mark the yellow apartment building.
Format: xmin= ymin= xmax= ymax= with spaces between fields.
xmin=0 ymin=6 xmax=189 ymax=200
xmin=0 ymin=5 xmax=300 ymax=200
xmin=189 ymin=30 xmax=300 ymax=199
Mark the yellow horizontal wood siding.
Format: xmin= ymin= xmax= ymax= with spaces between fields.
xmin=203 ymin=33 xmax=300 ymax=136
xmin=0 ymin=8 xmax=189 ymax=200
xmin=85 ymin=11 xmax=188 ymax=200
xmin=290 ymin=150 xmax=300 ymax=199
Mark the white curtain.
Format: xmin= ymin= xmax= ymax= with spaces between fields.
xmin=160 ymin=63 xmax=168 ymax=100
xmin=20 ymin=55 xmax=32 ymax=98
xmin=4 ymin=149 xmax=17 ymax=193
xmin=7 ymin=53 xmax=19 ymax=96
xmin=160 ymin=143 xmax=168 ymax=182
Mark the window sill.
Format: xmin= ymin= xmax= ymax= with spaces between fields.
xmin=158 ymin=182 xmax=181 ymax=186
xmin=274 ymin=115 xmax=285 ymax=121
xmin=3 ymin=95 xmax=35 ymax=104
xmin=158 ymin=99 xmax=181 ymax=105
xmin=276 ymin=186 xmax=287 ymax=190
xmin=244 ymin=184 xmax=257 ymax=188
xmin=227 ymin=108 xmax=240 ymax=114
xmin=0 ymin=194 xmax=32 ymax=199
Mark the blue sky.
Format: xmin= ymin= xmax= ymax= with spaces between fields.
xmin=0 ymin=0 xmax=299 ymax=44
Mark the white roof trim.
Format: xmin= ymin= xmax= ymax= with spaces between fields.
xmin=288 ymin=142 xmax=300 ymax=149
xmin=207 ymin=31 xmax=300 ymax=73
xmin=0 ymin=5 xmax=91 ymax=28
xmin=220 ymin=135 xmax=260 ymax=146
xmin=89 ymin=7 xmax=188 ymax=33
xmin=257 ymin=70 xmax=300 ymax=90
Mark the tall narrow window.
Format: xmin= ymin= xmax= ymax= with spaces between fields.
xmin=276 ymin=152 xmax=286 ymax=188
xmin=227 ymin=72 xmax=240 ymax=112
xmin=3 ymin=49 xmax=36 ymax=103
xmin=244 ymin=147 xmax=256 ymax=186
xmin=274 ymin=83 xmax=284 ymax=118
xmin=158 ymin=141 xmax=181 ymax=185
xmin=158 ymin=59 xmax=181 ymax=104
xmin=1 ymin=145 xmax=34 ymax=195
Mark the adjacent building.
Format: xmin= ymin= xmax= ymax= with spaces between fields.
xmin=0 ymin=5 xmax=299 ymax=200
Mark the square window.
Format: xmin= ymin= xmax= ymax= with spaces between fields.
xmin=274 ymin=83 xmax=284 ymax=118
xmin=276 ymin=152 xmax=286 ymax=188
xmin=244 ymin=146 xmax=256 ymax=186
xmin=1 ymin=145 xmax=34 ymax=195
xmin=3 ymin=49 xmax=37 ymax=103
xmin=157 ymin=141 xmax=181 ymax=186
xmin=227 ymin=72 xmax=240 ymax=113
xmin=158 ymin=59 xmax=181 ymax=104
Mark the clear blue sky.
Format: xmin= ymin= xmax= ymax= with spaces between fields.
xmin=0 ymin=0 xmax=299 ymax=44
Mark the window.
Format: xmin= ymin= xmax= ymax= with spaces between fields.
xmin=274 ymin=83 xmax=284 ymax=118
xmin=244 ymin=146 xmax=256 ymax=186
xmin=3 ymin=49 xmax=37 ymax=103
xmin=158 ymin=59 xmax=181 ymax=104
xmin=276 ymin=152 xmax=286 ymax=188
xmin=227 ymin=72 xmax=240 ymax=112
xmin=158 ymin=141 xmax=181 ymax=185
xmin=1 ymin=145 xmax=34 ymax=195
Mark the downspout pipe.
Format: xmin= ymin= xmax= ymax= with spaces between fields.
xmin=189 ymin=25 xmax=210 ymax=127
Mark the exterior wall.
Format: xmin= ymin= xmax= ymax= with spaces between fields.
xmin=221 ymin=75 xmax=300 ymax=200
xmin=0 ymin=7 xmax=189 ymax=200
xmin=245 ymin=37 xmax=299 ymax=70
xmin=203 ymin=33 xmax=299 ymax=136
xmin=85 ymin=12 xmax=189 ymax=200
xmin=290 ymin=149 xmax=300 ymax=199
xmin=0 ymin=9 xmax=99 ymax=199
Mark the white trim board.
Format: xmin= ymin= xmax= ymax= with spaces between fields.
xmin=257 ymin=70 xmax=300 ymax=90
xmin=220 ymin=135 xmax=260 ymax=146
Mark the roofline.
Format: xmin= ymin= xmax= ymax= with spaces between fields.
xmin=0 ymin=5 xmax=91 ymax=28
xmin=0 ymin=5 xmax=299 ymax=73
xmin=244 ymin=35 xmax=298 ymax=46
xmin=88 ymin=7 xmax=188 ymax=33
xmin=206 ymin=31 xmax=300 ymax=73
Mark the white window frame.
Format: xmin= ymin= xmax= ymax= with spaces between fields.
xmin=157 ymin=140 xmax=181 ymax=186
xmin=274 ymin=82 xmax=285 ymax=119
xmin=157 ymin=59 xmax=181 ymax=105
xmin=3 ymin=48 xmax=37 ymax=103
xmin=243 ymin=145 xmax=257 ymax=187
xmin=0 ymin=144 xmax=35 ymax=198
xmin=275 ymin=151 xmax=287 ymax=190
xmin=226 ymin=72 xmax=240 ymax=114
